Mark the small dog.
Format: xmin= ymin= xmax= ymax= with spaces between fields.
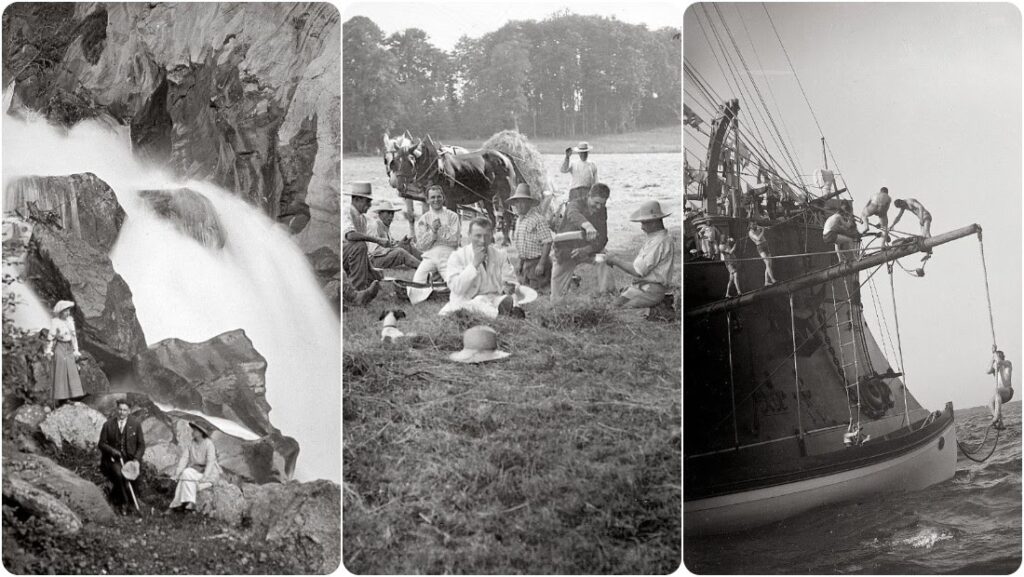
xmin=379 ymin=309 xmax=408 ymax=343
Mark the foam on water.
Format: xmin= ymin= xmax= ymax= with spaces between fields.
xmin=152 ymin=402 xmax=261 ymax=441
xmin=3 ymin=112 xmax=340 ymax=482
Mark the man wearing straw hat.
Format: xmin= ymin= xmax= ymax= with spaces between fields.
xmin=97 ymin=399 xmax=146 ymax=514
xmin=368 ymin=199 xmax=421 ymax=270
xmin=560 ymin=141 xmax=598 ymax=203
xmin=508 ymin=183 xmax=552 ymax=291
xmin=343 ymin=182 xmax=390 ymax=291
xmin=602 ymin=200 xmax=678 ymax=311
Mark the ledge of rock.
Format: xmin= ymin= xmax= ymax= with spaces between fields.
xmin=25 ymin=223 xmax=147 ymax=372
xmin=37 ymin=403 xmax=106 ymax=451
xmin=132 ymin=330 xmax=273 ymax=437
xmin=2 ymin=446 xmax=116 ymax=524
xmin=2 ymin=476 xmax=83 ymax=535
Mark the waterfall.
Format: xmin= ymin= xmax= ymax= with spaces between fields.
xmin=2 ymin=113 xmax=340 ymax=482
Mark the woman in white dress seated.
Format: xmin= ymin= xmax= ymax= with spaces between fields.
xmin=169 ymin=421 xmax=222 ymax=512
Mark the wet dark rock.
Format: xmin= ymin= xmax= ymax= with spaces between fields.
xmin=25 ymin=224 xmax=147 ymax=373
xmin=138 ymin=188 xmax=226 ymax=248
xmin=132 ymin=330 xmax=272 ymax=436
xmin=3 ymin=3 xmax=341 ymax=254
xmin=4 ymin=173 xmax=126 ymax=254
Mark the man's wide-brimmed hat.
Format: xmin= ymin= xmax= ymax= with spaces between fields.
xmin=513 ymin=284 xmax=538 ymax=306
xmin=188 ymin=421 xmax=213 ymax=438
xmin=121 ymin=460 xmax=140 ymax=481
xmin=345 ymin=182 xmax=374 ymax=199
xmin=52 ymin=300 xmax=75 ymax=314
xmin=508 ymin=183 xmax=537 ymax=202
xmin=370 ymin=199 xmax=403 ymax=213
xmin=573 ymin=141 xmax=592 ymax=153
xmin=449 ymin=326 xmax=511 ymax=364
xmin=629 ymin=200 xmax=671 ymax=222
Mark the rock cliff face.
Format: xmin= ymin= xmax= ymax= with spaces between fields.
xmin=2 ymin=3 xmax=340 ymax=254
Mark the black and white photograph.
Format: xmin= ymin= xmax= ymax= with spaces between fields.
xmin=341 ymin=1 xmax=682 ymax=573
xmin=1 ymin=3 xmax=341 ymax=573
xmin=684 ymin=3 xmax=1021 ymax=573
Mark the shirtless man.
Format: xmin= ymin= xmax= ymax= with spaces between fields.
xmin=892 ymin=197 xmax=933 ymax=261
xmin=860 ymin=186 xmax=893 ymax=243
xmin=719 ymin=237 xmax=741 ymax=297
xmin=747 ymin=221 xmax=777 ymax=287
xmin=823 ymin=200 xmax=861 ymax=263
xmin=986 ymin=347 xmax=1014 ymax=429
xmin=891 ymin=198 xmax=932 ymax=238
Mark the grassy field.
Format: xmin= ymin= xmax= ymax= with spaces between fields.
xmin=352 ymin=125 xmax=681 ymax=156
xmin=341 ymin=235 xmax=681 ymax=573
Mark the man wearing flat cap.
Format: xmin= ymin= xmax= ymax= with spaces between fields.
xmin=602 ymin=200 xmax=678 ymax=312
xmin=343 ymin=182 xmax=392 ymax=292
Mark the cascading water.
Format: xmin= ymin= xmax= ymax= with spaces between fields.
xmin=2 ymin=112 xmax=340 ymax=482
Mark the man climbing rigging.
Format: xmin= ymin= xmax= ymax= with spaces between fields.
xmin=823 ymin=200 xmax=861 ymax=263
xmin=891 ymin=197 xmax=933 ymax=263
xmin=986 ymin=347 xmax=1013 ymax=430
xmin=860 ymin=186 xmax=893 ymax=243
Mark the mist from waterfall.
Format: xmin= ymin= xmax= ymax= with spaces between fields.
xmin=2 ymin=112 xmax=340 ymax=483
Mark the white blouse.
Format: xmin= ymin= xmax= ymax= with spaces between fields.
xmin=45 ymin=317 xmax=80 ymax=354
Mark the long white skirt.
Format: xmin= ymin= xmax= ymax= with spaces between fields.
xmin=169 ymin=467 xmax=212 ymax=508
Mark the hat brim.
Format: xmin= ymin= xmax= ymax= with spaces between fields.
xmin=448 ymin=349 xmax=511 ymax=364
xmin=629 ymin=212 xmax=671 ymax=222
xmin=508 ymin=194 xmax=538 ymax=202
xmin=370 ymin=205 xmax=402 ymax=212
xmin=53 ymin=302 xmax=75 ymax=314
xmin=513 ymin=285 xmax=538 ymax=306
xmin=188 ymin=421 xmax=213 ymax=437
xmin=121 ymin=461 xmax=140 ymax=480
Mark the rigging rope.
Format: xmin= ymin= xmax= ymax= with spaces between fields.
xmin=726 ymin=312 xmax=740 ymax=447
xmin=887 ymin=262 xmax=911 ymax=426
xmin=789 ymin=293 xmax=804 ymax=438
xmin=957 ymin=422 xmax=1000 ymax=463
xmin=977 ymin=231 xmax=998 ymax=348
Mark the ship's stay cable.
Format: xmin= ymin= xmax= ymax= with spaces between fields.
xmin=734 ymin=3 xmax=803 ymax=172
xmin=887 ymin=264 xmax=911 ymax=426
xmin=714 ymin=3 xmax=806 ymax=191
xmin=693 ymin=8 xmax=804 ymax=187
xmin=725 ymin=312 xmax=740 ymax=447
xmin=977 ymin=232 xmax=997 ymax=348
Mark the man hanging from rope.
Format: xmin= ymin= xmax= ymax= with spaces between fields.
xmin=891 ymin=198 xmax=933 ymax=264
xmin=986 ymin=346 xmax=1013 ymax=430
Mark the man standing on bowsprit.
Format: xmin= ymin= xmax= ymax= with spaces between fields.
xmin=98 ymin=399 xmax=146 ymax=514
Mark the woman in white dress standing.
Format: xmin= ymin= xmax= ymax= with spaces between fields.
xmin=169 ymin=421 xmax=221 ymax=512
xmin=44 ymin=300 xmax=85 ymax=406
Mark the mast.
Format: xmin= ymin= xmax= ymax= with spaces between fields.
xmin=686 ymin=224 xmax=982 ymax=317
xmin=822 ymin=137 xmax=828 ymax=170
xmin=703 ymin=99 xmax=740 ymax=215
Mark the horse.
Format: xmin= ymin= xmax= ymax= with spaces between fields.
xmin=382 ymin=132 xmax=521 ymax=245
xmin=383 ymin=131 xmax=469 ymax=233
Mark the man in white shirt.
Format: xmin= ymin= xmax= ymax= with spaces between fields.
xmin=560 ymin=141 xmax=598 ymax=202
xmin=439 ymin=217 xmax=521 ymax=319
xmin=410 ymin=185 xmax=462 ymax=298
xmin=603 ymin=200 xmax=677 ymax=311
xmin=367 ymin=200 xmax=421 ymax=270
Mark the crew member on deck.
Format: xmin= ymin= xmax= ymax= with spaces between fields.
xmin=748 ymin=221 xmax=777 ymax=287
xmin=719 ymin=237 xmax=741 ymax=297
xmin=986 ymin=347 xmax=1014 ymax=430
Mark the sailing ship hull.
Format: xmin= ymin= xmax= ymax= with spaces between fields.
xmin=685 ymin=403 xmax=956 ymax=536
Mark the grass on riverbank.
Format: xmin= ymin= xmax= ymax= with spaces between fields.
xmin=346 ymin=125 xmax=681 ymax=157
xmin=341 ymin=239 xmax=681 ymax=574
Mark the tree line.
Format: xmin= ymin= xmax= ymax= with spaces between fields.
xmin=343 ymin=12 xmax=681 ymax=153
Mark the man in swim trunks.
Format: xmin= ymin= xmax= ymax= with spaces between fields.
xmin=860 ymin=186 xmax=893 ymax=243
xmin=987 ymin=347 xmax=1014 ymax=429
xmin=891 ymin=198 xmax=934 ymax=261
xmin=747 ymin=221 xmax=777 ymax=287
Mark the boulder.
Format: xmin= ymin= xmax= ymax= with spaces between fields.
xmin=37 ymin=403 xmax=105 ymax=451
xmin=2 ymin=476 xmax=83 ymax=534
xmin=132 ymin=330 xmax=273 ymax=436
xmin=3 ymin=449 xmax=116 ymax=523
xmin=12 ymin=404 xmax=48 ymax=430
xmin=195 ymin=482 xmax=246 ymax=525
xmin=307 ymin=247 xmax=340 ymax=278
xmin=242 ymin=479 xmax=340 ymax=573
xmin=25 ymin=223 xmax=147 ymax=372
xmin=138 ymin=188 xmax=225 ymax=248
xmin=3 ymin=3 xmax=340 ymax=254
xmin=4 ymin=174 xmax=126 ymax=254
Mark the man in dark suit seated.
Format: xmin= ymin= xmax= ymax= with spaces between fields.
xmin=97 ymin=399 xmax=146 ymax=514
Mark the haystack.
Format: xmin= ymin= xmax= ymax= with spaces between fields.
xmin=483 ymin=130 xmax=557 ymax=214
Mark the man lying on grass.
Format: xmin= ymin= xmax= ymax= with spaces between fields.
xmin=601 ymin=200 xmax=677 ymax=315
xmin=439 ymin=216 xmax=526 ymax=319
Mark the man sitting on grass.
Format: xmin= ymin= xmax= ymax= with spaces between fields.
xmin=367 ymin=200 xmax=421 ymax=270
xmin=440 ymin=217 xmax=524 ymax=319
xmin=602 ymin=200 xmax=677 ymax=318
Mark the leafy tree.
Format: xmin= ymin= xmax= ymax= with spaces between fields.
xmin=342 ymin=16 xmax=399 ymax=153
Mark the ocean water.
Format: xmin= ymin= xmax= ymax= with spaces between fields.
xmin=684 ymin=402 xmax=1022 ymax=574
